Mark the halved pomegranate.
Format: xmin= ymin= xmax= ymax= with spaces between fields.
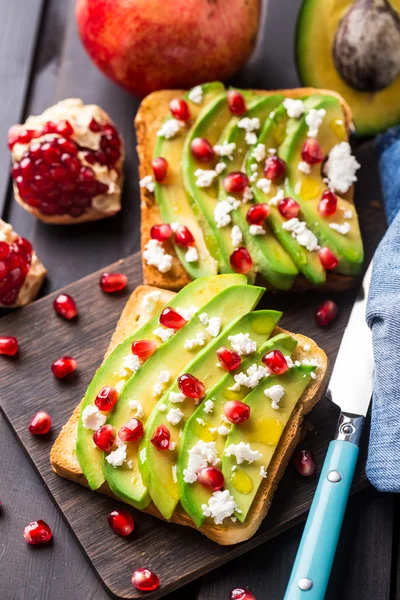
xmin=51 ymin=356 xmax=77 ymax=379
xmin=108 ymin=509 xmax=135 ymax=536
xmin=315 ymin=300 xmax=338 ymax=327
xmin=264 ymin=156 xmax=286 ymax=181
xmin=318 ymin=190 xmax=337 ymax=217
xmin=319 ymin=247 xmax=339 ymax=270
xmin=151 ymin=157 xmax=168 ymax=182
xmin=278 ymin=198 xmax=300 ymax=219
xmin=174 ymin=225 xmax=195 ymax=247
xmin=99 ymin=272 xmax=127 ymax=293
xmin=23 ymin=520 xmax=52 ymax=545
xmin=170 ymin=98 xmax=190 ymax=121
xmin=93 ymin=424 xmax=116 ymax=452
xmin=118 ymin=418 xmax=144 ymax=442
xmin=132 ymin=340 xmax=157 ymax=361
xmin=224 ymin=400 xmax=250 ymax=424
xmin=230 ymin=247 xmax=253 ymax=274
xmin=227 ymin=90 xmax=247 ymax=116
xmin=131 ymin=568 xmax=160 ymax=592
xmin=231 ymin=588 xmax=256 ymax=600
xmin=150 ymin=224 xmax=173 ymax=242
xmin=53 ymin=293 xmax=77 ymax=320
xmin=190 ymin=138 xmax=215 ymax=162
xmin=301 ymin=138 xmax=324 ymax=165
xmin=294 ymin=448 xmax=316 ymax=476
xmin=246 ymin=203 xmax=270 ymax=225
xmin=178 ymin=373 xmax=206 ymax=399
xmin=216 ymin=347 xmax=241 ymax=371
xmin=262 ymin=350 xmax=288 ymax=375
xmin=0 ymin=233 xmax=33 ymax=307
xmin=28 ymin=411 xmax=52 ymax=435
xmin=95 ymin=386 xmax=118 ymax=411
xmin=0 ymin=336 xmax=18 ymax=356
xmin=197 ymin=466 xmax=225 ymax=491
xmin=159 ymin=307 xmax=187 ymax=329
xmin=223 ymin=172 xmax=249 ymax=194
xmin=151 ymin=424 xmax=171 ymax=450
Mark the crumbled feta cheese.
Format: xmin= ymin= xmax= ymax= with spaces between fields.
xmin=256 ymin=178 xmax=272 ymax=195
xmin=268 ymin=148 xmax=277 ymax=155
xmin=252 ymin=143 xmax=266 ymax=162
xmin=142 ymin=290 xmax=162 ymax=312
xmin=201 ymin=490 xmax=238 ymax=524
xmin=225 ymin=442 xmax=262 ymax=464
xmin=199 ymin=312 xmax=209 ymax=325
xmin=184 ymin=331 xmax=207 ymax=350
xmin=229 ymin=363 xmax=269 ymax=391
xmin=166 ymin=407 xmax=184 ymax=426
xmin=268 ymin=188 xmax=285 ymax=206
xmin=158 ymin=403 xmax=167 ymax=412
xmin=310 ymin=372 xmax=317 ymax=379
xmin=246 ymin=132 xmax=258 ymax=145
xmin=153 ymin=370 xmax=171 ymax=397
xmin=264 ymin=384 xmax=285 ymax=410
xmin=329 ymin=222 xmax=351 ymax=235
xmin=188 ymin=85 xmax=203 ymax=105
xmin=325 ymin=142 xmax=360 ymax=194
xmin=285 ymin=356 xmax=294 ymax=369
xmin=127 ymin=460 xmax=133 ymax=469
xmin=214 ymin=197 xmax=240 ymax=228
xmin=298 ymin=161 xmax=312 ymax=175
xmin=153 ymin=326 xmax=175 ymax=343
xmin=294 ymin=360 xmax=301 ymax=367
xmin=306 ymin=108 xmax=326 ymax=138
xmin=194 ymin=168 xmax=218 ymax=188
xmin=249 ymin=174 xmax=257 ymax=183
xmin=176 ymin=305 xmax=198 ymax=321
xmin=215 ymin=162 xmax=226 ymax=174
xmin=115 ymin=380 xmax=125 ymax=394
xmin=209 ymin=427 xmax=217 ymax=433
xmin=249 ymin=224 xmax=265 ymax=236
xmin=183 ymin=440 xmax=220 ymax=483
xmin=260 ymin=465 xmax=268 ymax=478
xmin=82 ymin=405 xmax=107 ymax=431
xmin=156 ymin=118 xmax=183 ymax=139
xmin=282 ymin=218 xmax=320 ymax=252
xmin=283 ymin=98 xmax=305 ymax=119
xmin=128 ymin=400 xmax=144 ymax=418
xmin=105 ymin=444 xmax=127 ymax=468
xmin=242 ymin=186 xmax=253 ymax=203
xmin=231 ymin=225 xmax=243 ymax=247
xmin=204 ymin=399 xmax=214 ymax=414
xmin=185 ymin=246 xmax=199 ymax=263
xmin=218 ymin=425 xmax=231 ymax=436
xmin=170 ymin=391 xmax=186 ymax=403
xmin=196 ymin=417 xmax=206 ymax=426
xmin=302 ymin=358 xmax=320 ymax=368
xmin=238 ymin=117 xmax=260 ymax=133
xmin=121 ymin=354 xmax=141 ymax=375
xmin=303 ymin=344 xmax=311 ymax=352
xmin=170 ymin=222 xmax=179 ymax=232
xmin=169 ymin=441 xmax=176 ymax=450
xmin=206 ymin=317 xmax=221 ymax=338
xmin=140 ymin=448 xmax=147 ymax=463
xmin=250 ymin=164 xmax=258 ymax=172
xmin=228 ymin=333 xmax=257 ymax=355
xmin=143 ymin=239 xmax=173 ymax=273
xmin=214 ymin=142 xmax=236 ymax=159
xmin=344 ymin=209 xmax=353 ymax=219
xmin=139 ymin=175 xmax=155 ymax=193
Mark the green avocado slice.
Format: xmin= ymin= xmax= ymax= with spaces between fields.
xmin=178 ymin=333 xmax=298 ymax=527
xmin=222 ymin=364 xmax=315 ymax=522
xmin=139 ymin=310 xmax=283 ymax=520
xmin=77 ymin=273 xmax=245 ymax=491
xmin=103 ymin=282 xmax=264 ymax=508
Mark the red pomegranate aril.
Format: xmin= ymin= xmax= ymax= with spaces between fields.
xmin=224 ymin=400 xmax=250 ymax=424
xmin=56 ymin=120 xmax=74 ymax=137
xmin=246 ymin=203 xmax=270 ymax=225
xmin=100 ymin=272 xmax=127 ymax=293
xmin=23 ymin=520 xmax=52 ymax=545
xmin=42 ymin=121 xmax=57 ymax=135
xmin=152 ymin=157 xmax=168 ymax=182
xmin=132 ymin=339 xmax=157 ymax=361
xmin=230 ymin=247 xmax=253 ymax=274
xmin=0 ymin=336 xmax=18 ymax=356
xmin=89 ymin=118 xmax=102 ymax=133
xmin=315 ymin=300 xmax=338 ymax=327
xmin=231 ymin=588 xmax=256 ymax=600
xmin=216 ymin=347 xmax=241 ymax=371
xmin=28 ymin=411 xmax=52 ymax=435
xmin=294 ymin=449 xmax=316 ymax=476
xmin=95 ymin=386 xmax=118 ymax=411
xmin=264 ymin=156 xmax=286 ymax=181
xmin=319 ymin=247 xmax=339 ymax=270
xmin=262 ymin=350 xmax=288 ymax=375
xmin=151 ymin=223 xmax=173 ymax=242
xmin=178 ymin=373 xmax=205 ymax=399
xmin=132 ymin=568 xmax=160 ymax=592
xmin=108 ymin=509 xmax=135 ymax=536
xmin=174 ymin=224 xmax=195 ymax=247
xmin=278 ymin=197 xmax=300 ymax=219
xmin=159 ymin=307 xmax=187 ymax=329
xmin=53 ymin=293 xmax=78 ymax=320
xmin=170 ymin=98 xmax=190 ymax=121
xmin=223 ymin=172 xmax=249 ymax=194
xmin=227 ymin=90 xmax=247 ymax=116
xmin=319 ymin=190 xmax=337 ymax=217
xmin=0 ymin=261 xmax=8 ymax=279
xmin=151 ymin=424 xmax=171 ymax=450
xmin=190 ymin=137 xmax=215 ymax=162
xmin=118 ymin=418 xmax=144 ymax=442
xmin=93 ymin=424 xmax=116 ymax=452
xmin=197 ymin=466 xmax=225 ymax=491
xmin=15 ymin=237 xmax=32 ymax=256
xmin=301 ymin=138 xmax=324 ymax=165
xmin=51 ymin=356 xmax=77 ymax=379
xmin=0 ymin=242 xmax=9 ymax=259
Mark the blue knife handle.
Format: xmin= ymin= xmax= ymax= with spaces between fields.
xmin=284 ymin=440 xmax=359 ymax=600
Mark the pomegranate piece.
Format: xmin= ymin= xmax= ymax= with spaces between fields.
xmin=230 ymin=247 xmax=253 ymax=274
xmin=278 ymin=197 xmax=300 ymax=219
xmin=264 ymin=156 xmax=286 ymax=181
xmin=197 ymin=466 xmax=225 ymax=491
xmin=223 ymin=172 xmax=249 ymax=194
xmin=294 ymin=448 xmax=316 ymax=476
xmin=108 ymin=509 xmax=135 ymax=536
xmin=8 ymin=125 xmax=39 ymax=150
xmin=51 ymin=355 xmax=77 ymax=379
xmin=53 ymin=293 xmax=77 ymax=320
xmin=301 ymin=138 xmax=324 ymax=165
xmin=99 ymin=272 xmax=127 ymax=293
xmin=95 ymin=386 xmax=118 ymax=411
xmin=28 ymin=411 xmax=52 ymax=435
xmin=159 ymin=307 xmax=187 ymax=329
xmin=151 ymin=424 xmax=171 ymax=450
xmin=246 ymin=203 xmax=270 ymax=225
xmin=152 ymin=157 xmax=168 ymax=182
xmin=227 ymin=90 xmax=247 ymax=116
xmin=131 ymin=568 xmax=160 ymax=592
xmin=0 ymin=235 xmax=33 ymax=306
xmin=216 ymin=347 xmax=241 ymax=371
xmin=0 ymin=336 xmax=18 ymax=356
xmin=174 ymin=224 xmax=195 ymax=247
xmin=315 ymin=300 xmax=338 ymax=327
xmin=170 ymin=98 xmax=190 ymax=121
xmin=262 ymin=350 xmax=289 ymax=375
xmin=23 ymin=520 xmax=52 ymax=545
xmin=231 ymin=589 xmax=256 ymax=600
xmin=150 ymin=223 xmax=173 ymax=242
xmin=319 ymin=247 xmax=339 ymax=270
xmin=224 ymin=400 xmax=250 ymax=424
xmin=190 ymin=137 xmax=215 ymax=162
xmin=132 ymin=339 xmax=157 ymax=361
xmin=93 ymin=424 xmax=116 ymax=452
xmin=178 ymin=373 xmax=206 ymax=399
xmin=318 ymin=190 xmax=337 ymax=217
xmin=118 ymin=418 xmax=144 ymax=442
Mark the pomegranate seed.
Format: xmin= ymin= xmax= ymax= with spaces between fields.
xmin=227 ymin=90 xmax=247 ymax=116
xmin=231 ymin=589 xmax=256 ymax=600
xmin=174 ymin=224 xmax=195 ymax=247
xmin=294 ymin=449 xmax=316 ymax=476
xmin=51 ymin=356 xmax=77 ymax=379
xmin=53 ymin=293 xmax=77 ymax=320
xmin=89 ymin=118 xmax=102 ymax=132
xmin=190 ymin=137 xmax=215 ymax=162
xmin=262 ymin=350 xmax=289 ymax=375
xmin=8 ymin=125 xmax=25 ymax=149
xmin=132 ymin=339 xmax=157 ymax=361
xmin=132 ymin=568 xmax=160 ymax=592
xmin=99 ymin=272 xmax=127 ymax=293
xmin=0 ymin=242 xmax=10 ymax=259
xmin=197 ymin=466 xmax=225 ymax=491
xmin=224 ymin=400 xmax=250 ymax=424
xmin=108 ymin=509 xmax=135 ymax=536
xmin=151 ymin=424 xmax=171 ymax=450
xmin=319 ymin=247 xmax=339 ymax=270
xmin=150 ymin=223 xmax=173 ymax=242
xmin=93 ymin=424 xmax=116 ymax=452
xmin=28 ymin=411 xmax=52 ymax=435
xmin=118 ymin=418 xmax=144 ymax=442
xmin=152 ymin=157 xmax=168 ymax=182
xmin=95 ymin=386 xmax=118 ymax=411
xmin=315 ymin=300 xmax=338 ymax=327
xmin=319 ymin=190 xmax=337 ymax=217
xmin=56 ymin=120 xmax=73 ymax=137
xmin=23 ymin=520 xmax=52 ymax=545
xmin=0 ymin=237 xmax=33 ymax=306
xmin=301 ymin=138 xmax=324 ymax=165
xmin=278 ymin=197 xmax=300 ymax=219
xmin=216 ymin=347 xmax=241 ymax=371
xmin=15 ymin=237 xmax=32 ymax=256
xmin=170 ymin=98 xmax=190 ymax=121
xmin=223 ymin=172 xmax=249 ymax=194
xmin=230 ymin=247 xmax=253 ymax=274
xmin=264 ymin=156 xmax=286 ymax=181
xmin=178 ymin=373 xmax=205 ymax=399
xmin=246 ymin=203 xmax=270 ymax=225
xmin=0 ymin=336 xmax=18 ymax=356
xmin=159 ymin=307 xmax=187 ymax=329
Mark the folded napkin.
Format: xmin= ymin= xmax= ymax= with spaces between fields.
xmin=365 ymin=127 xmax=400 ymax=492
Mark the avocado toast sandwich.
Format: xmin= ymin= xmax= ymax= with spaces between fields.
xmin=51 ymin=275 xmax=328 ymax=544
xmin=136 ymin=83 xmax=363 ymax=292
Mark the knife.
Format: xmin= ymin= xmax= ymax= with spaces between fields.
xmin=284 ymin=261 xmax=375 ymax=600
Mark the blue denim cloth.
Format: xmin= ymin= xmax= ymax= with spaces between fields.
xmin=365 ymin=126 xmax=400 ymax=492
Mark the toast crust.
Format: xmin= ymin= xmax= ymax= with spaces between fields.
xmin=51 ymin=284 xmax=328 ymax=545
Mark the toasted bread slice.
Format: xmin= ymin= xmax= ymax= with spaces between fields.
xmin=51 ymin=284 xmax=328 ymax=545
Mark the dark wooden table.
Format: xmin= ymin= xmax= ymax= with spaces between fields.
xmin=0 ymin=1 xmax=398 ymax=598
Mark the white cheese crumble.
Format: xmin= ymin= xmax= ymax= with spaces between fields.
xmin=228 ymin=333 xmax=257 ymax=355
xmin=176 ymin=305 xmax=198 ymax=321
xmin=306 ymin=108 xmax=326 ymax=138
xmin=344 ymin=209 xmax=353 ymax=219
xmin=283 ymin=98 xmax=305 ymax=119
xmin=325 ymin=142 xmax=360 ymax=194
xmin=166 ymin=407 xmax=184 ymax=426
xmin=252 ymin=143 xmax=266 ymax=162
xmin=249 ymin=224 xmax=265 ymax=236
xmin=282 ymin=218 xmax=320 ymax=252
xmin=229 ymin=363 xmax=269 ymax=391
xmin=260 ymin=465 xmax=268 ymax=478
xmin=183 ymin=440 xmax=220 ymax=483
xmin=119 ymin=354 xmax=141 ymax=377
xmin=250 ymin=163 xmax=258 ymax=172
xmin=81 ymin=405 xmax=107 ymax=431
xmin=185 ymin=246 xmax=199 ymax=263
xmin=303 ymin=344 xmax=311 ymax=352
xmin=153 ymin=370 xmax=171 ymax=397
xmin=188 ymin=85 xmax=203 ymax=105
xmin=142 ymin=290 xmax=162 ymax=312
xmin=209 ymin=427 xmax=217 ymax=433
xmin=214 ymin=197 xmax=240 ymax=228
xmin=156 ymin=118 xmax=183 ymax=139
xmin=143 ymin=239 xmax=173 ymax=273
xmin=268 ymin=148 xmax=277 ymax=155
xmin=225 ymin=442 xmax=263 ymax=464
xmin=214 ymin=142 xmax=236 ymax=160
xmin=311 ymin=372 xmax=317 ymax=379
xmin=170 ymin=391 xmax=186 ymax=403
xmin=169 ymin=441 xmax=176 ymax=450
xmin=199 ymin=312 xmax=209 ymax=325
xmin=329 ymin=222 xmax=351 ymax=235
xmin=231 ymin=225 xmax=243 ymax=247
xmin=170 ymin=222 xmax=179 ymax=232
xmin=115 ymin=380 xmax=125 ymax=394
xmin=215 ymin=162 xmax=226 ymax=174
xmin=153 ymin=326 xmax=175 ymax=343
xmin=264 ymin=384 xmax=285 ymax=410
xmin=105 ymin=444 xmax=127 ymax=468
xmin=194 ymin=168 xmax=218 ymax=188
xmin=298 ymin=161 xmax=312 ymax=175
xmin=242 ymin=186 xmax=253 ymax=203
xmin=206 ymin=317 xmax=222 ymax=338
xmin=246 ymin=132 xmax=258 ymax=146
xmin=256 ymin=178 xmax=272 ymax=195
xmin=139 ymin=175 xmax=155 ymax=193
xmin=238 ymin=118 xmax=260 ymax=146
xmin=218 ymin=425 xmax=231 ymax=436
xmin=196 ymin=417 xmax=206 ymax=426
xmin=184 ymin=332 xmax=207 ymax=350
xmin=128 ymin=400 xmax=144 ymax=418
xmin=127 ymin=460 xmax=133 ymax=469
xmin=204 ymin=399 xmax=214 ymax=414
xmin=201 ymin=490 xmax=238 ymax=524
xmin=268 ymin=188 xmax=285 ymax=207
xmin=158 ymin=403 xmax=167 ymax=412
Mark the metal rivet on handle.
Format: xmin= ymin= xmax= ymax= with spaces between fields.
xmin=298 ymin=577 xmax=313 ymax=591
xmin=340 ymin=422 xmax=355 ymax=436
xmin=328 ymin=470 xmax=342 ymax=483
